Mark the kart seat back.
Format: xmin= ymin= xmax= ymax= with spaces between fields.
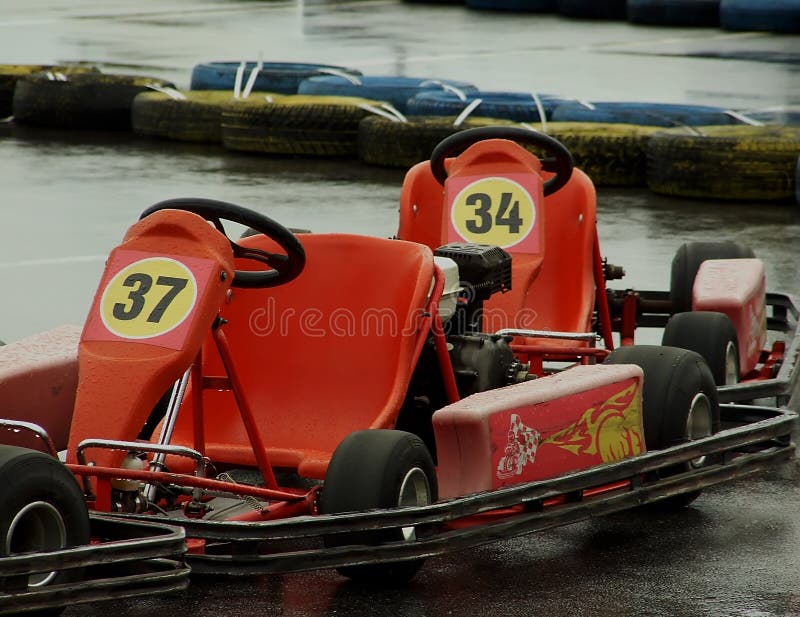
xmin=169 ymin=234 xmax=435 ymax=479
xmin=399 ymin=158 xmax=597 ymax=337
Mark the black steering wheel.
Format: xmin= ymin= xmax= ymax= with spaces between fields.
xmin=429 ymin=126 xmax=574 ymax=196
xmin=140 ymin=198 xmax=306 ymax=289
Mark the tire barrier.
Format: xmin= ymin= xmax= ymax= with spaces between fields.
xmin=406 ymin=91 xmax=565 ymax=122
xmin=552 ymin=101 xmax=742 ymax=127
xmin=0 ymin=64 xmax=97 ymax=118
xmin=466 ymin=0 xmax=558 ymax=10
xmin=222 ymin=95 xmax=387 ymax=157
xmin=358 ymin=117 xmax=657 ymax=186
xmin=132 ymin=90 xmax=277 ymax=143
xmin=542 ymin=122 xmax=661 ymax=186
xmin=557 ymin=0 xmax=627 ymax=18
xmin=12 ymin=72 xmax=175 ymax=130
xmin=626 ymin=0 xmax=721 ymax=27
xmin=297 ymin=75 xmax=478 ymax=113
xmin=646 ymin=125 xmax=800 ymax=201
xmin=720 ymin=0 xmax=800 ymax=33
xmin=357 ymin=116 xmax=517 ymax=169
xmin=190 ymin=62 xmax=362 ymax=95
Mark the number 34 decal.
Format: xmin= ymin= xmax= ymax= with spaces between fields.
xmin=100 ymin=257 xmax=198 ymax=339
xmin=450 ymin=176 xmax=537 ymax=250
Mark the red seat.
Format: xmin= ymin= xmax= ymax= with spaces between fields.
xmin=398 ymin=155 xmax=597 ymax=337
xmin=168 ymin=234 xmax=435 ymax=479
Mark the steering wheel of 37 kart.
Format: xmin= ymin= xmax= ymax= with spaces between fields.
xmin=141 ymin=198 xmax=306 ymax=288
xmin=429 ymin=126 xmax=574 ymax=196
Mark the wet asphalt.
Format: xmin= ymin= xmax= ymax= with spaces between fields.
xmin=1 ymin=1 xmax=799 ymax=615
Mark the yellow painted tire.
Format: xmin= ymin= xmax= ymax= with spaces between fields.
xmin=12 ymin=72 xmax=175 ymax=130
xmin=647 ymin=126 xmax=800 ymax=201
xmin=357 ymin=116 xmax=517 ymax=169
xmin=132 ymin=90 xmax=283 ymax=143
xmin=221 ymin=95 xmax=386 ymax=157
xmin=0 ymin=64 xmax=96 ymax=118
xmin=539 ymin=122 xmax=660 ymax=187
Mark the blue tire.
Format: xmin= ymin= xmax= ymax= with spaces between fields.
xmin=627 ymin=0 xmax=720 ymax=26
xmin=558 ymin=0 xmax=627 ymax=18
xmin=466 ymin=0 xmax=557 ymax=10
xmin=551 ymin=101 xmax=739 ymax=127
xmin=190 ymin=62 xmax=361 ymax=95
xmin=720 ymin=0 xmax=800 ymax=33
xmin=297 ymin=75 xmax=477 ymax=113
xmin=406 ymin=90 xmax=565 ymax=121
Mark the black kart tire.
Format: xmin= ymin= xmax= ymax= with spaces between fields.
xmin=646 ymin=125 xmax=800 ymax=201
xmin=662 ymin=312 xmax=740 ymax=386
xmin=605 ymin=345 xmax=720 ymax=507
xmin=222 ymin=96 xmax=381 ymax=157
xmin=132 ymin=90 xmax=242 ymax=143
xmin=670 ymin=240 xmax=755 ymax=314
xmin=320 ymin=430 xmax=437 ymax=583
xmin=12 ymin=72 xmax=175 ymax=130
xmin=0 ymin=445 xmax=90 ymax=602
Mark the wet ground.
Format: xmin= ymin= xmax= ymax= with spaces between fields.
xmin=1 ymin=1 xmax=799 ymax=615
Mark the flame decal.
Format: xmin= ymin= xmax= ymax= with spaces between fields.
xmin=544 ymin=382 xmax=644 ymax=463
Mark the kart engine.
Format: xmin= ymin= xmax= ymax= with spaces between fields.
xmin=397 ymin=243 xmax=531 ymax=457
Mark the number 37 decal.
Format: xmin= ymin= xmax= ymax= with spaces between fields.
xmin=448 ymin=175 xmax=540 ymax=252
xmin=100 ymin=257 xmax=198 ymax=340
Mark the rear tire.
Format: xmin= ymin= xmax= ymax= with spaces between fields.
xmin=670 ymin=241 xmax=755 ymax=314
xmin=320 ymin=430 xmax=437 ymax=584
xmin=662 ymin=312 xmax=739 ymax=386
xmin=0 ymin=446 xmax=90 ymax=613
xmin=604 ymin=345 xmax=719 ymax=507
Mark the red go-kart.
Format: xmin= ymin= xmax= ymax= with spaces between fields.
xmin=0 ymin=128 xmax=796 ymax=612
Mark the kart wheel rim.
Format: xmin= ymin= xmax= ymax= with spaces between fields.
xmin=687 ymin=392 xmax=713 ymax=468
xmin=724 ymin=341 xmax=739 ymax=385
xmin=5 ymin=501 xmax=67 ymax=587
xmin=398 ymin=467 xmax=431 ymax=542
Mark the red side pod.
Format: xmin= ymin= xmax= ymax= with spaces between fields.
xmin=67 ymin=210 xmax=234 ymax=467
xmin=433 ymin=364 xmax=644 ymax=500
xmin=693 ymin=258 xmax=767 ymax=375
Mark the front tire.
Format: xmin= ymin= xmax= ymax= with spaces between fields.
xmin=604 ymin=345 xmax=720 ymax=507
xmin=320 ymin=430 xmax=437 ymax=584
xmin=0 ymin=445 xmax=90 ymax=615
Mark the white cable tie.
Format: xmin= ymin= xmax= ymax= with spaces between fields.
xmin=146 ymin=84 xmax=187 ymax=100
xmin=531 ymin=92 xmax=548 ymax=133
xmin=724 ymin=109 xmax=763 ymax=126
xmin=233 ymin=61 xmax=246 ymax=99
xmin=242 ymin=64 xmax=261 ymax=99
xmin=520 ymin=122 xmax=542 ymax=133
xmin=576 ymin=99 xmax=595 ymax=110
xmin=454 ymin=99 xmax=482 ymax=127
xmin=379 ymin=103 xmax=407 ymax=123
xmin=317 ymin=68 xmax=362 ymax=85
xmin=358 ymin=103 xmax=404 ymax=122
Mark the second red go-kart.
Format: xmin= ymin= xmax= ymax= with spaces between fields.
xmin=0 ymin=127 xmax=796 ymax=604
